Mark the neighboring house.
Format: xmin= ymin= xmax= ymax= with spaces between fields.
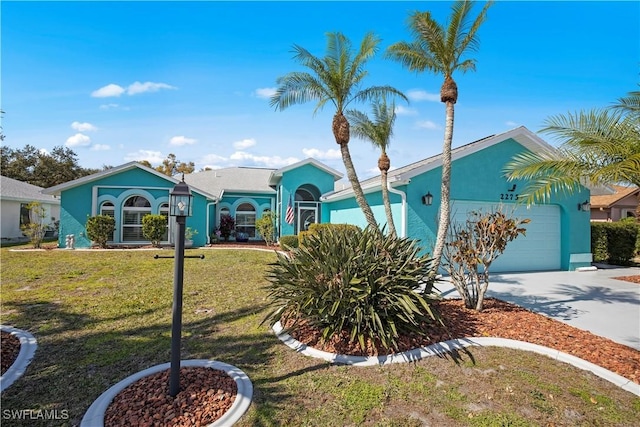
xmin=589 ymin=184 xmax=639 ymax=222
xmin=0 ymin=175 xmax=61 ymax=241
xmin=43 ymin=126 xmax=592 ymax=272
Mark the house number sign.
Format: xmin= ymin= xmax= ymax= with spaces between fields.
xmin=499 ymin=193 xmax=519 ymax=201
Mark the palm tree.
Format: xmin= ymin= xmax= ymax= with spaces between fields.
xmin=271 ymin=32 xmax=407 ymax=229
xmin=386 ymin=0 xmax=494 ymax=274
xmin=503 ymin=90 xmax=640 ymax=205
xmin=346 ymin=95 xmax=401 ymax=237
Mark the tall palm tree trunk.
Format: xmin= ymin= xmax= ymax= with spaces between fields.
xmin=380 ymin=168 xmax=397 ymax=237
xmin=430 ymin=101 xmax=455 ymax=274
xmin=333 ymin=112 xmax=378 ymax=229
xmin=340 ymin=143 xmax=378 ymax=228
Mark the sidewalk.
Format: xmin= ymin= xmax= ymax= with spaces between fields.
xmin=438 ymin=266 xmax=640 ymax=351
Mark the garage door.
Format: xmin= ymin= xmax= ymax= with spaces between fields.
xmin=450 ymin=200 xmax=561 ymax=273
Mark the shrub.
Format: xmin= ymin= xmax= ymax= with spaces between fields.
xmin=20 ymin=201 xmax=47 ymax=249
xmin=141 ymin=214 xmax=167 ymax=247
xmin=443 ymin=208 xmax=529 ymax=311
xmin=262 ymin=226 xmax=440 ymax=352
xmin=217 ymin=214 xmax=235 ymax=241
xmin=279 ymin=235 xmax=298 ymax=250
xmin=86 ymin=215 xmax=116 ymax=249
xmin=299 ymin=223 xmax=360 ymax=247
xmin=256 ymin=212 xmax=276 ymax=246
xmin=591 ymin=222 xmax=638 ymax=265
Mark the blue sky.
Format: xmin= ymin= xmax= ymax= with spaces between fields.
xmin=2 ymin=1 xmax=638 ymax=180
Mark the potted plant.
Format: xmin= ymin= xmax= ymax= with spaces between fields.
xmin=184 ymin=227 xmax=198 ymax=248
xmin=235 ymin=231 xmax=249 ymax=243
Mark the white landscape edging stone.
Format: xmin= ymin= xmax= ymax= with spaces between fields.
xmin=0 ymin=325 xmax=38 ymax=393
xmin=81 ymin=359 xmax=253 ymax=427
xmin=273 ymin=322 xmax=640 ymax=397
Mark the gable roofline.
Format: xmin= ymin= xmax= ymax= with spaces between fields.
xmin=269 ymin=158 xmax=343 ymax=185
xmin=590 ymin=185 xmax=640 ymax=208
xmin=0 ymin=175 xmax=61 ymax=204
xmin=322 ymin=126 xmax=558 ymax=201
xmin=42 ymin=162 xmax=218 ymax=200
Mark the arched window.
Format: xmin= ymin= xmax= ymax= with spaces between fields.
xmin=235 ymin=203 xmax=256 ymax=238
xmin=100 ymin=201 xmax=115 ymax=241
xmin=160 ymin=203 xmax=169 ymax=241
xmin=122 ymin=196 xmax=151 ymax=241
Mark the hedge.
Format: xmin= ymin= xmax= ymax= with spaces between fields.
xmin=591 ymin=221 xmax=639 ymax=265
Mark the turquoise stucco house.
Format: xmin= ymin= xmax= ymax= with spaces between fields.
xmin=43 ymin=127 xmax=592 ymax=272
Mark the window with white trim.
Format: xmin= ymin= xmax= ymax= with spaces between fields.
xmin=235 ymin=203 xmax=256 ymax=238
xmin=122 ymin=196 xmax=151 ymax=241
xmin=100 ymin=201 xmax=115 ymax=241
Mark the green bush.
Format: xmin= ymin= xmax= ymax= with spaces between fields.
xmin=86 ymin=215 xmax=116 ymax=249
xmin=279 ymin=234 xmax=299 ymax=250
xmin=263 ymin=226 xmax=440 ymax=352
xmin=141 ymin=214 xmax=167 ymax=247
xmin=591 ymin=222 xmax=638 ymax=265
xmin=300 ymin=223 xmax=361 ymax=247
xmin=256 ymin=212 xmax=276 ymax=246
xmin=20 ymin=201 xmax=47 ymax=249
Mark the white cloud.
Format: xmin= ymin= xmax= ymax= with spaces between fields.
xmin=127 ymin=81 xmax=177 ymax=95
xmin=91 ymin=81 xmax=176 ymax=98
xmin=38 ymin=148 xmax=49 ymax=156
xmin=65 ymin=133 xmax=91 ymax=147
xmin=92 ymin=144 xmax=111 ymax=151
xmin=415 ymin=120 xmax=440 ymax=130
xmin=71 ymin=121 xmax=97 ymax=132
xmin=505 ymin=121 xmax=519 ymax=127
xmin=394 ymin=105 xmax=418 ymax=116
xmin=92 ymin=84 xmax=125 ymax=98
xmin=169 ymin=136 xmax=197 ymax=146
xmin=230 ymin=151 xmax=299 ymax=168
xmin=124 ymin=149 xmax=165 ymax=164
xmin=407 ymin=89 xmax=440 ymax=102
xmin=201 ymin=153 xmax=227 ymax=164
xmin=233 ymin=138 xmax=257 ymax=150
xmin=99 ymin=103 xmax=120 ymax=110
xmin=255 ymin=87 xmax=277 ymax=99
xmin=302 ymin=147 xmax=341 ymax=160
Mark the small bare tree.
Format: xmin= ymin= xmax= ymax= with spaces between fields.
xmin=443 ymin=207 xmax=529 ymax=311
xmin=21 ymin=201 xmax=47 ymax=248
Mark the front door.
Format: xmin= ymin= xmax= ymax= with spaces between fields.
xmin=297 ymin=205 xmax=318 ymax=233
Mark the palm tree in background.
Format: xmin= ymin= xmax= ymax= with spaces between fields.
xmin=271 ymin=32 xmax=407 ymax=229
xmin=386 ymin=0 xmax=494 ymax=274
xmin=347 ymin=95 xmax=401 ymax=237
xmin=503 ymin=90 xmax=640 ymax=205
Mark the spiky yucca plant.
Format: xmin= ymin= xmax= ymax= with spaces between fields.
xmin=263 ymin=226 xmax=441 ymax=352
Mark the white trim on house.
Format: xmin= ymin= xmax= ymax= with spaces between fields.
xmin=322 ymin=127 xmax=558 ymax=202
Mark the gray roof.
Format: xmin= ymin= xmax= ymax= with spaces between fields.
xmin=183 ymin=167 xmax=277 ymax=198
xmin=0 ymin=176 xmax=60 ymax=204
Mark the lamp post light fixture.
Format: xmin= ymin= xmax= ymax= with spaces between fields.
xmin=168 ymin=175 xmax=193 ymax=397
xmin=578 ymin=200 xmax=590 ymax=212
xmin=422 ymin=191 xmax=433 ymax=206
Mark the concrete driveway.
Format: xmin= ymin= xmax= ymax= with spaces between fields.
xmin=438 ymin=265 xmax=640 ymax=351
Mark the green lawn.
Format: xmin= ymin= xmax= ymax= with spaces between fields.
xmin=1 ymin=247 xmax=639 ymax=426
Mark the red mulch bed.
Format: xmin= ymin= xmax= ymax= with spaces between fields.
xmin=285 ymin=298 xmax=640 ymax=385
xmin=614 ymin=275 xmax=640 ymax=284
xmin=104 ymin=367 xmax=236 ymax=427
xmin=1 ymin=331 xmax=21 ymax=375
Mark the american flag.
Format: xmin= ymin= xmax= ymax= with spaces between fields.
xmin=285 ymin=195 xmax=295 ymax=225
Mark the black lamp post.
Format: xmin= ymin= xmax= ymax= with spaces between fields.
xmin=168 ymin=176 xmax=192 ymax=397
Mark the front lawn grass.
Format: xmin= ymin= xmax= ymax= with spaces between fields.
xmin=1 ymin=246 xmax=639 ymax=426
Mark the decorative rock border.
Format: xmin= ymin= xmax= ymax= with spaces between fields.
xmin=0 ymin=325 xmax=38 ymax=393
xmin=273 ymin=322 xmax=640 ymax=397
xmin=81 ymin=359 xmax=253 ymax=427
